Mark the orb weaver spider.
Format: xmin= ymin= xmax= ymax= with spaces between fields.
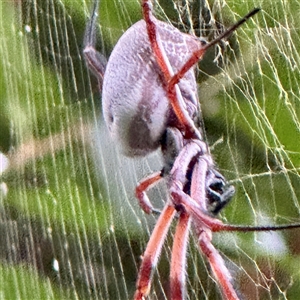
xmin=83 ymin=1 xmax=300 ymax=299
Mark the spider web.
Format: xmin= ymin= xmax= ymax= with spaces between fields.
xmin=0 ymin=0 xmax=300 ymax=299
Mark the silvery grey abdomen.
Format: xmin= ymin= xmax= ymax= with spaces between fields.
xmin=102 ymin=19 xmax=201 ymax=157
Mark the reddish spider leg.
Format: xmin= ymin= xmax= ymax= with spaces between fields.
xmin=135 ymin=171 xmax=163 ymax=214
xmin=134 ymin=204 xmax=176 ymax=300
xmin=170 ymin=211 xmax=190 ymax=300
xmin=134 ymin=143 xmax=199 ymax=300
xmin=191 ymin=160 xmax=239 ymax=300
xmin=135 ymin=140 xmax=209 ymax=300
xmin=142 ymin=0 xmax=201 ymax=140
xmin=169 ymin=8 xmax=260 ymax=88
xmin=169 ymin=146 xmax=210 ymax=299
xmin=169 ymin=142 xmax=239 ymax=300
xmin=142 ymin=0 xmax=260 ymax=139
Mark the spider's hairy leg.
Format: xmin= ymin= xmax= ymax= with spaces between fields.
xmin=165 ymin=140 xmax=206 ymax=299
xmin=166 ymin=7 xmax=259 ymax=137
xmin=141 ymin=0 xmax=201 ymax=140
xmin=142 ymin=1 xmax=260 ymax=140
xmin=191 ymin=160 xmax=239 ymax=300
xmin=170 ymin=211 xmax=190 ymax=300
xmin=168 ymin=141 xmax=238 ymax=299
xmin=170 ymin=184 xmax=239 ymax=299
xmin=134 ymin=204 xmax=176 ymax=300
xmin=135 ymin=171 xmax=163 ymax=214
xmin=199 ymin=231 xmax=239 ymax=300
xmin=83 ymin=0 xmax=107 ymax=87
xmin=169 ymin=8 xmax=261 ymax=88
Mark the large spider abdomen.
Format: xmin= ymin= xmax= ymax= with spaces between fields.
xmin=102 ymin=19 xmax=201 ymax=157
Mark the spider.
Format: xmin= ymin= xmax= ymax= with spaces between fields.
xmin=83 ymin=1 xmax=300 ymax=299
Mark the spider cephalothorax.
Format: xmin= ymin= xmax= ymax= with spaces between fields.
xmin=83 ymin=1 xmax=300 ymax=299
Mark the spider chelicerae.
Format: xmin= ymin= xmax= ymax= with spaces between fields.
xmin=83 ymin=1 xmax=300 ymax=299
